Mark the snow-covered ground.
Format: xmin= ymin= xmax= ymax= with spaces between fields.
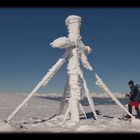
xmin=0 ymin=92 xmax=140 ymax=133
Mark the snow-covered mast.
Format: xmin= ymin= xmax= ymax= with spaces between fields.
xmin=51 ymin=15 xmax=98 ymax=122
xmin=7 ymin=15 xmax=98 ymax=123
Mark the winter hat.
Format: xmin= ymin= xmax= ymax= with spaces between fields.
xmin=128 ymin=80 xmax=134 ymax=85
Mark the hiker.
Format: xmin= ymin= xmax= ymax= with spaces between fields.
xmin=125 ymin=80 xmax=140 ymax=119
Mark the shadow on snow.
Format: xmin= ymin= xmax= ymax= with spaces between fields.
xmin=36 ymin=95 xmax=129 ymax=106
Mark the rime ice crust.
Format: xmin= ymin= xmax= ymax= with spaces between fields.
xmin=50 ymin=15 xmax=95 ymax=122
xmin=65 ymin=15 xmax=82 ymax=43
xmin=65 ymin=16 xmax=83 ymax=122
xmin=7 ymin=15 xmax=96 ymax=123
xmin=50 ymin=37 xmax=74 ymax=49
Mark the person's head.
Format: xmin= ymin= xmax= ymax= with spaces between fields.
xmin=128 ymin=80 xmax=134 ymax=88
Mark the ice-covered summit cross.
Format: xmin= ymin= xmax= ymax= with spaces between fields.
xmin=7 ymin=15 xmax=98 ymax=123
xmin=50 ymin=15 xmax=98 ymax=122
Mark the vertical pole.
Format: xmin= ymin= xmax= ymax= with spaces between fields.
xmin=59 ymin=78 xmax=70 ymax=114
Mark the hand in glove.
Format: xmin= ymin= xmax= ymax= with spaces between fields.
xmin=125 ymin=93 xmax=130 ymax=97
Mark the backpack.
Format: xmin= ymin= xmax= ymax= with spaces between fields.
xmin=136 ymin=84 xmax=140 ymax=93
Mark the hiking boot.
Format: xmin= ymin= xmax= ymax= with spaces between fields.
xmin=135 ymin=108 xmax=140 ymax=118
xmin=124 ymin=114 xmax=131 ymax=119
xmin=135 ymin=116 xmax=140 ymax=119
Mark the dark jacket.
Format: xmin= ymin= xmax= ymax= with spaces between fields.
xmin=129 ymin=85 xmax=140 ymax=102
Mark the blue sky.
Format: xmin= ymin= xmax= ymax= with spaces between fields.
xmin=0 ymin=8 xmax=140 ymax=94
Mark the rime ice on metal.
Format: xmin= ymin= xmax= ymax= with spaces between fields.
xmin=7 ymin=15 xmax=98 ymax=123
xmin=51 ymin=15 xmax=97 ymax=122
